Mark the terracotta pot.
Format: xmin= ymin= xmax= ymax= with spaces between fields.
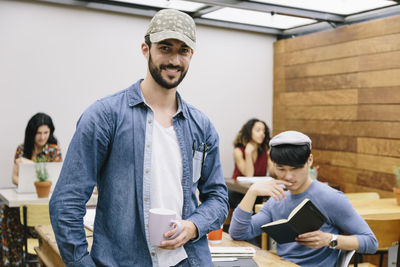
xmin=34 ymin=181 xmax=52 ymax=198
xmin=394 ymin=187 xmax=400 ymax=206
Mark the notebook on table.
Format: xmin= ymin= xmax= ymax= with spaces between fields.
xmin=17 ymin=162 xmax=63 ymax=193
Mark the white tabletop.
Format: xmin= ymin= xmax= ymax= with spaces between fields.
xmin=0 ymin=188 xmax=98 ymax=208
xmin=0 ymin=188 xmax=50 ymax=207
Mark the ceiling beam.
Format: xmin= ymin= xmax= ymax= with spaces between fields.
xmin=192 ymin=5 xmax=223 ymax=17
xmin=194 ymin=17 xmax=283 ymax=35
xmin=188 ymin=0 xmax=345 ymax=22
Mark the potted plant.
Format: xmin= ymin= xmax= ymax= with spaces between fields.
xmin=393 ymin=167 xmax=400 ymax=205
xmin=34 ymin=160 xmax=52 ymax=198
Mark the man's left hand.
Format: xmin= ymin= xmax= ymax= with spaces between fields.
xmin=159 ymin=220 xmax=198 ymax=250
xmin=295 ymin=230 xmax=331 ymax=249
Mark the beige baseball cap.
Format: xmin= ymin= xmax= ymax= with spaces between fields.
xmin=145 ymin=9 xmax=196 ymax=50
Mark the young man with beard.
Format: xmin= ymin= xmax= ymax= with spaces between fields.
xmin=50 ymin=9 xmax=229 ymax=267
xmin=229 ymin=131 xmax=377 ymax=267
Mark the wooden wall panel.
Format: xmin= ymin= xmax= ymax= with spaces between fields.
xmin=284 ymin=33 xmax=400 ymax=66
xmin=283 ymin=14 xmax=400 ymax=52
xmin=316 ymin=164 xmax=396 ymax=192
xmin=285 ymin=57 xmax=358 ymax=78
xmin=359 ymin=87 xmax=400 ymax=104
xmin=284 ymin=106 xmax=357 ymax=120
xmin=285 ymin=73 xmax=359 ymax=92
xmin=358 ymin=69 xmax=400 ymax=87
xmin=359 ymin=50 xmax=400 ymax=71
xmin=357 ymin=105 xmax=400 ymax=121
xmin=283 ymin=120 xmax=400 ymax=139
xmin=273 ymin=15 xmax=400 ymax=195
xmin=358 ymin=138 xmax=400 ymax=158
xmin=307 ymin=134 xmax=356 ymax=152
xmin=279 ymin=89 xmax=358 ymax=105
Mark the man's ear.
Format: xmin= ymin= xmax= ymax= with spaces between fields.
xmin=307 ymin=154 xmax=313 ymax=167
xmin=141 ymin=43 xmax=149 ymax=60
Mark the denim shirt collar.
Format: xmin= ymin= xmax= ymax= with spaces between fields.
xmin=127 ymin=79 xmax=186 ymax=119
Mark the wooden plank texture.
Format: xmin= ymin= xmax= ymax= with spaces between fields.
xmin=282 ymin=15 xmax=400 ymax=52
xmin=359 ymin=87 xmax=400 ymax=104
xmin=307 ymin=134 xmax=357 ymax=152
xmin=359 ymin=50 xmax=400 ymax=71
xmin=284 ymin=106 xmax=357 ymax=120
xmin=316 ymin=163 xmax=396 ymax=191
xmin=274 ymin=14 xmax=400 ymax=196
xmin=282 ymin=120 xmax=400 ymax=139
xmin=358 ymin=69 xmax=400 ymax=88
xmin=285 ymin=57 xmax=358 ymax=78
xmin=284 ymin=33 xmax=400 ymax=66
xmin=357 ymin=105 xmax=400 ymax=121
xmin=313 ymin=149 xmax=400 ymax=174
xmin=279 ymin=89 xmax=358 ymax=105
xmin=285 ymin=74 xmax=359 ymax=92
xmin=357 ymin=137 xmax=400 ymax=158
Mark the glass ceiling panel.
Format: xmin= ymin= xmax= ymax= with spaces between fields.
xmin=202 ymin=7 xmax=317 ymax=29
xmin=116 ymin=0 xmax=205 ymax=12
xmin=251 ymin=0 xmax=395 ymax=15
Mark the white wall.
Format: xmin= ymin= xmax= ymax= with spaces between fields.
xmin=0 ymin=0 xmax=275 ymax=188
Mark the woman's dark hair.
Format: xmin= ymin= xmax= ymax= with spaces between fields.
xmin=233 ymin=118 xmax=270 ymax=155
xmin=269 ymin=144 xmax=310 ymax=168
xmin=23 ymin=113 xmax=58 ymax=159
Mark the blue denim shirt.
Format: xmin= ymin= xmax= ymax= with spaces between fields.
xmin=49 ymin=80 xmax=229 ymax=267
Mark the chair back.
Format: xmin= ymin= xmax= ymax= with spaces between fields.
xmin=19 ymin=203 xmax=51 ymax=227
xmin=345 ymin=192 xmax=380 ymax=201
xmin=335 ymin=249 xmax=355 ymax=267
xmin=365 ymin=217 xmax=400 ymax=250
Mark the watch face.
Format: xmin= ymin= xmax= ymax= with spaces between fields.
xmin=330 ymin=240 xmax=338 ymax=248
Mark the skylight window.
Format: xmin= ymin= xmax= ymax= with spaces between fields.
xmin=251 ymin=0 xmax=395 ymax=15
xmin=202 ymin=7 xmax=317 ymax=29
xmin=116 ymin=0 xmax=205 ymax=12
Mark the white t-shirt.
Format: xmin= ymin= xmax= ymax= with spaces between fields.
xmin=150 ymin=120 xmax=187 ymax=266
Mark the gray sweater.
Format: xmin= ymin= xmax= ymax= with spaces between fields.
xmin=229 ymin=180 xmax=377 ymax=267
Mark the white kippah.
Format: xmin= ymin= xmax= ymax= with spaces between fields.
xmin=269 ymin=131 xmax=312 ymax=149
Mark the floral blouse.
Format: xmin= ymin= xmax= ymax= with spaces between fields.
xmin=14 ymin=143 xmax=62 ymax=162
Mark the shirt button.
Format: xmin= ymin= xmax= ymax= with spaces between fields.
xmin=144 ymin=197 xmax=148 ymax=202
xmin=146 ymin=144 xmax=150 ymax=148
xmin=148 ymin=119 xmax=152 ymax=124
xmin=151 ymin=252 xmax=155 ymax=257
xmin=145 ymin=169 xmax=149 ymax=174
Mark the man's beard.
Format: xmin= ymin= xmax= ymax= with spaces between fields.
xmin=148 ymin=53 xmax=188 ymax=89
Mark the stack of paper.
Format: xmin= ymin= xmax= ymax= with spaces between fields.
xmin=236 ymin=176 xmax=273 ymax=184
xmin=209 ymin=246 xmax=256 ymax=258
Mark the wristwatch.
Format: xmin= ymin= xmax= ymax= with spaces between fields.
xmin=329 ymin=234 xmax=338 ymax=249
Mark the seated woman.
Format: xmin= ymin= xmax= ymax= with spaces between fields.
xmin=229 ymin=118 xmax=272 ymax=209
xmin=1 ymin=112 xmax=62 ymax=266
xmin=12 ymin=112 xmax=62 ymax=185
xmin=229 ymin=131 xmax=377 ymax=267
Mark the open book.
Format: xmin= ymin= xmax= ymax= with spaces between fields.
xmin=261 ymin=198 xmax=327 ymax=244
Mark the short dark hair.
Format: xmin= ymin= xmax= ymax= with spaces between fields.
xmin=269 ymin=144 xmax=310 ymax=168
xmin=144 ymin=35 xmax=151 ymax=48
xmin=23 ymin=112 xmax=58 ymax=159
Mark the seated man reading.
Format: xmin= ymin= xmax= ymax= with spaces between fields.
xmin=229 ymin=130 xmax=377 ymax=267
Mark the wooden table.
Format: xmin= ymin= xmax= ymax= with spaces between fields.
xmin=349 ymin=198 xmax=400 ymax=219
xmin=211 ymin=232 xmax=299 ymax=266
xmin=35 ymin=225 xmax=299 ymax=267
xmin=225 ymin=178 xmax=250 ymax=194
